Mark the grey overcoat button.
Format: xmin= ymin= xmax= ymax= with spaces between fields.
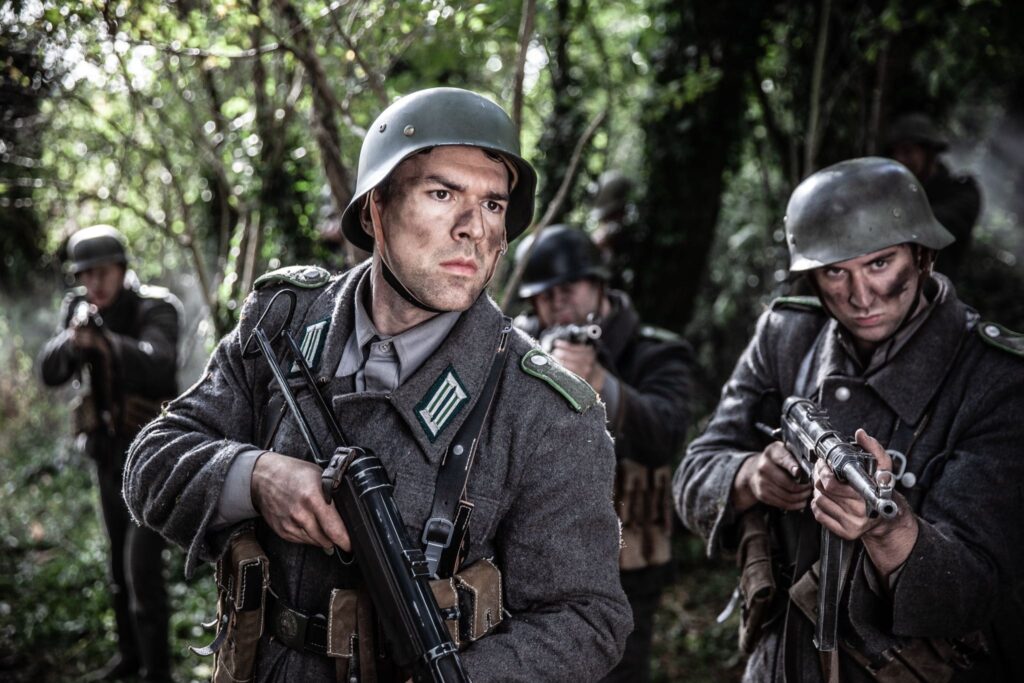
xmin=531 ymin=355 xmax=548 ymax=366
xmin=902 ymin=472 xmax=917 ymax=488
xmin=984 ymin=324 xmax=1001 ymax=338
xmin=835 ymin=386 xmax=851 ymax=402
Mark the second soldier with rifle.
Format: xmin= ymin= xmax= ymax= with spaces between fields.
xmin=514 ymin=225 xmax=692 ymax=682
xmin=674 ymin=157 xmax=1024 ymax=682
xmin=123 ymin=87 xmax=631 ymax=682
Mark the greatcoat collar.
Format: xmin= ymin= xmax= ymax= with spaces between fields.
xmin=812 ymin=274 xmax=972 ymax=427
xmin=303 ymin=260 xmax=504 ymax=465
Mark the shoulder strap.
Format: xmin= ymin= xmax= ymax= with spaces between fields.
xmin=422 ymin=317 xmax=513 ymax=579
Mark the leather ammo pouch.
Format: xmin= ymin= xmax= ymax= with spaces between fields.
xmin=429 ymin=558 xmax=504 ymax=647
xmin=788 ymin=561 xmax=987 ymax=682
xmin=121 ymin=393 xmax=162 ymax=433
xmin=196 ymin=529 xmax=269 ymax=683
xmin=70 ymin=392 xmax=99 ymax=436
xmin=737 ymin=510 xmax=775 ymax=654
xmin=645 ymin=465 xmax=673 ymax=567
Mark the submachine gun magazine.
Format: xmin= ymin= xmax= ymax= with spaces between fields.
xmin=778 ymin=396 xmax=897 ymax=653
xmin=242 ymin=289 xmax=470 ymax=683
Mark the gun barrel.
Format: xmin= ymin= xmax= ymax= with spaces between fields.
xmin=782 ymin=397 xmax=897 ymax=520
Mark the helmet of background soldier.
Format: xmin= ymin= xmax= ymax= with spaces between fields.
xmin=883 ymin=112 xmax=949 ymax=153
xmin=340 ymin=87 xmax=537 ymax=252
xmin=785 ymin=157 xmax=954 ymax=273
xmin=590 ymin=170 xmax=633 ymax=222
xmin=517 ymin=225 xmax=610 ymax=299
xmin=67 ymin=225 xmax=129 ymax=274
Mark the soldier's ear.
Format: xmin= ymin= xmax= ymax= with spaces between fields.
xmin=359 ymin=194 xmax=375 ymax=236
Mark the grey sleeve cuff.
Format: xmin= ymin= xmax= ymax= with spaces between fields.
xmin=599 ymin=372 xmax=621 ymax=423
xmin=209 ymin=449 xmax=264 ymax=530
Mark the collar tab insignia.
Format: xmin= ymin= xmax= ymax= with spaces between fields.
xmin=415 ymin=366 xmax=469 ymax=441
xmin=289 ymin=317 xmax=330 ymax=375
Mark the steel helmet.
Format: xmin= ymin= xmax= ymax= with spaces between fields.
xmin=67 ymin=225 xmax=128 ymax=274
xmin=517 ymin=225 xmax=610 ymax=299
xmin=340 ymin=87 xmax=537 ymax=252
xmin=590 ymin=170 xmax=633 ymax=221
xmin=785 ymin=157 xmax=954 ymax=273
xmin=884 ymin=112 xmax=949 ymax=152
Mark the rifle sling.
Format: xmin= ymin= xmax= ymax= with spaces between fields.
xmin=422 ymin=317 xmax=512 ymax=580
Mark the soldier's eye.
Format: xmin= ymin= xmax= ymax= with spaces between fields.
xmin=430 ymin=189 xmax=450 ymax=201
xmin=871 ymin=258 xmax=889 ymax=269
xmin=484 ymin=200 xmax=506 ymax=214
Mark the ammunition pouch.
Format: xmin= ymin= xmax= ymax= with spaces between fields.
xmin=737 ymin=510 xmax=776 ymax=654
xmin=70 ymin=392 xmax=99 ymax=436
xmin=616 ymin=460 xmax=673 ymax=571
xmin=788 ymin=561 xmax=987 ymax=682
xmin=192 ymin=529 xmax=269 ymax=683
xmin=259 ymin=558 xmax=502 ymax=682
xmin=429 ymin=557 xmax=504 ymax=646
xmin=121 ymin=393 xmax=162 ymax=434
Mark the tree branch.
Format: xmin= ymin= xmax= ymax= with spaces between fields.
xmin=500 ymin=107 xmax=607 ymax=311
xmin=804 ymin=0 xmax=832 ymax=175
xmin=512 ymin=0 xmax=537 ymax=134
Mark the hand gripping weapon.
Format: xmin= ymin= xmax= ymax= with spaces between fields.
xmin=242 ymin=290 xmax=470 ymax=682
xmin=777 ymin=396 xmax=897 ymax=652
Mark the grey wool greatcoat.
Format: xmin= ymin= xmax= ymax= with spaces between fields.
xmin=124 ymin=261 xmax=632 ymax=682
xmin=674 ymin=274 xmax=1024 ymax=682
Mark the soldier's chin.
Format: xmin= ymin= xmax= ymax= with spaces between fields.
xmin=419 ymin=285 xmax=481 ymax=312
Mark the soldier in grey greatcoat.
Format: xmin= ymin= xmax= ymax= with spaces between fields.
xmin=883 ymin=113 xmax=982 ymax=281
xmin=674 ymin=158 xmax=1024 ymax=682
xmin=514 ymin=225 xmax=692 ymax=683
xmin=124 ymin=88 xmax=631 ymax=682
xmin=39 ymin=225 xmax=179 ymax=682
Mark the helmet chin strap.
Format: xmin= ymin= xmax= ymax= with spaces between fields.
xmin=366 ymin=189 xmax=508 ymax=314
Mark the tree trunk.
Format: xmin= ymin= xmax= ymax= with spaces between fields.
xmin=634 ymin=0 xmax=771 ymax=329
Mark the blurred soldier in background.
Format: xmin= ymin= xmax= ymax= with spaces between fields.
xmin=590 ymin=170 xmax=641 ymax=291
xmin=884 ymin=112 xmax=982 ymax=281
xmin=38 ymin=225 xmax=180 ymax=682
xmin=515 ymin=225 xmax=693 ymax=682
xmin=675 ymin=158 xmax=1024 ymax=682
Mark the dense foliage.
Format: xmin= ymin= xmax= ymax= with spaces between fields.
xmin=2 ymin=0 xmax=1023 ymax=680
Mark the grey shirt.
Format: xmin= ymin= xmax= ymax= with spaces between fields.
xmin=212 ymin=268 xmax=460 ymax=528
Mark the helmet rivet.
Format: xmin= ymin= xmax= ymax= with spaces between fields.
xmin=378 ymin=123 xmax=387 ymax=133
xmin=403 ymin=125 xmax=415 ymax=137
xmin=892 ymin=208 xmax=901 ymax=217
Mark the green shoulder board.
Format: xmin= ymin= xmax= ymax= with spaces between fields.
xmin=520 ymin=348 xmax=597 ymax=414
xmin=978 ymin=322 xmax=1024 ymax=358
xmin=771 ymin=295 xmax=823 ymax=313
xmin=254 ymin=265 xmax=331 ymax=290
xmin=639 ymin=325 xmax=681 ymax=343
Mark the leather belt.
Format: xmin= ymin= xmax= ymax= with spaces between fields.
xmin=267 ymin=592 xmax=329 ymax=656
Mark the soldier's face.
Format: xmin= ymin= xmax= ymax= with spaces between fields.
xmin=812 ymin=244 xmax=921 ymax=354
xmin=374 ymin=146 xmax=509 ymax=311
xmin=891 ymin=143 xmax=933 ymax=181
xmin=79 ymin=263 xmax=126 ymax=309
xmin=533 ymin=279 xmax=603 ymax=328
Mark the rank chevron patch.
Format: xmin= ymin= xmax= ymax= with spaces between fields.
xmin=289 ymin=317 xmax=330 ymax=375
xmin=415 ymin=366 xmax=469 ymax=441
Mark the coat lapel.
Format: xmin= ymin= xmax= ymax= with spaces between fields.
xmin=389 ymin=293 xmax=504 ymax=464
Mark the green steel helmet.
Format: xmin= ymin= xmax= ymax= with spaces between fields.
xmin=517 ymin=225 xmax=610 ymax=299
xmin=67 ymin=225 xmax=128 ymax=274
xmin=340 ymin=87 xmax=537 ymax=252
xmin=884 ymin=112 xmax=949 ymax=152
xmin=590 ymin=170 xmax=633 ymax=221
xmin=785 ymin=157 xmax=954 ymax=273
